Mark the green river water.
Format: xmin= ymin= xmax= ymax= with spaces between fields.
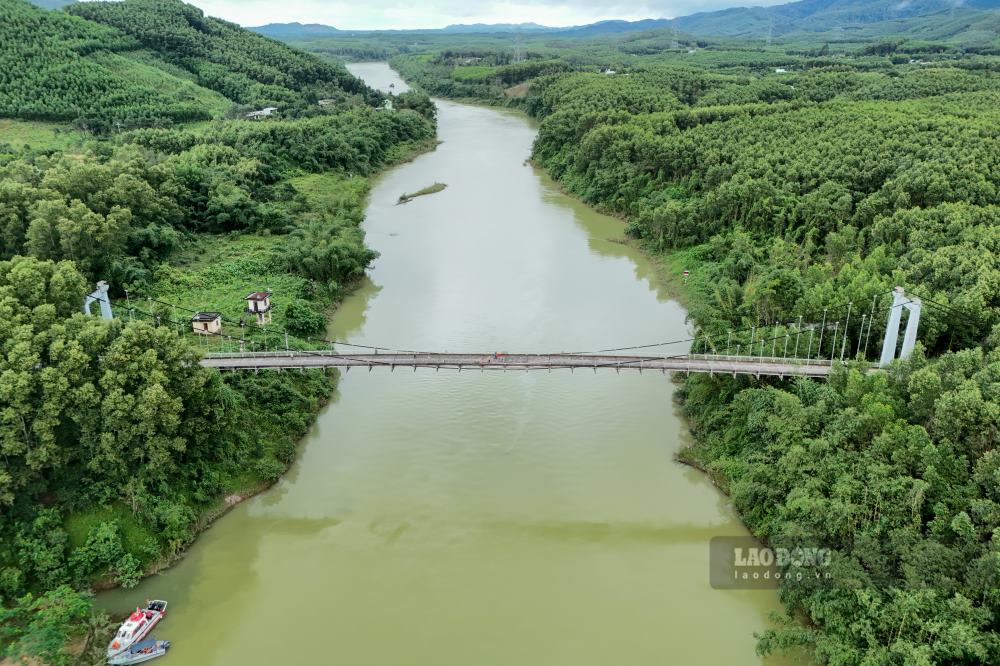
xmin=100 ymin=62 xmax=790 ymax=665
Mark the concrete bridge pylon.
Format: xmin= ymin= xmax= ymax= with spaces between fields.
xmin=879 ymin=287 xmax=921 ymax=367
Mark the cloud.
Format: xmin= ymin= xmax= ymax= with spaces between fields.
xmin=186 ymin=0 xmax=789 ymax=29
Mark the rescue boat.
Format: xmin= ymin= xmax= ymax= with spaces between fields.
xmin=107 ymin=600 xmax=167 ymax=659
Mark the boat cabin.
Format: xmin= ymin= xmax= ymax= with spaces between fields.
xmin=112 ymin=609 xmax=150 ymax=644
xmin=191 ymin=312 xmax=222 ymax=335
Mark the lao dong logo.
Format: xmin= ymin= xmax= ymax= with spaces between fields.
xmin=710 ymin=537 xmax=833 ymax=589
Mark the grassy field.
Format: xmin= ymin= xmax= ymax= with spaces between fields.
xmin=146 ymin=233 xmax=322 ymax=348
xmin=289 ymin=171 xmax=370 ymax=212
xmin=451 ymin=65 xmax=494 ymax=80
xmin=0 ymin=119 xmax=86 ymax=152
xmin=65 ymin=504 xmax=159 ymax=565
xmin=142 ymin=140 xmax=439 ymax=352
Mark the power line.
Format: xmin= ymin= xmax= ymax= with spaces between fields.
xmin=142 ymin=296 xmax=423 ymax=354
xmin=557 ymin=298 xmax=860 ymax=357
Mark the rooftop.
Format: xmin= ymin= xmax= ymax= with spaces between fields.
xmin=191 ymin=311 xmax=222 ymax=322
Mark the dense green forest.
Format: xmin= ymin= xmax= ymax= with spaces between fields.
xmin=0 ymin=1 xmax=436 ymax=662
xmin=0 ymin=0 xmax=209 ymax=125
xmin=66 ymin=0 xmax=377 ymax=110
xmin=0 ymin=0 xmax=383 ymax=129
xmin=379 ymin=24 xmax=1000 ymax=666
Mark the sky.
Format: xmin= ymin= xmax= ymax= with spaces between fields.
xmin=183 ymin=0 xmax=790 ymax=30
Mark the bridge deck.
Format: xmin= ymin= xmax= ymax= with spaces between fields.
xmin=200 ymin=352 xmax=838 ymax=378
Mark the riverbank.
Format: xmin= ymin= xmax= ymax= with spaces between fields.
xmin=76 ymin=137 xmax=441 ymax=595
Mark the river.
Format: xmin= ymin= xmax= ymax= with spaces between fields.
xmin=100 ymin=62 xmax=788 ymax=665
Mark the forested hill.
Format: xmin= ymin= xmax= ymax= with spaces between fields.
xmin=67 ymin=0 xmax=373 ymax=107
xmin=671 ymin=0 xmax=1000 ymax=38
xmin=0 ymin=0 xmax=209 ymax=124
xmin=252 ymin=22 xmax=343 ymax=39
xmin=0 ymin=0 xmax=377 ymax=128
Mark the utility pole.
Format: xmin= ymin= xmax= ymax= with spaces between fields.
xmin=840 ymin=302 xmax=852 ymax=361
xmin=856 ymin=314 xmax=866 ymax=357
xmin=794 ymin=315 xmax=803 ymax=357
xmin=817 ymin=309 xmax=828 ymax=359
xmin=864 ymin=294 xmax=878 ymax=359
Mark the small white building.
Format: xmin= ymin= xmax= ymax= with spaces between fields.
xmin=246 ymin=107 xmax=279 ymax=120
xmin=245 ymin=291 xmax=273 ymax=324
xmin=191 ymin=312 xmax=223 ymax=335
xmin=603 ymin=68 xmax=617 ymax=76
xmin=381 ymin=99 xmax=394 ymax=112
xmin=318 ymin=99 xmax=337 ymax=107
xmin=774 ymin=68 xmax=789 ymax=74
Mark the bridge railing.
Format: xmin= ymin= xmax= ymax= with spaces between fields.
xmin=681 ymin=353 xmax=833 ymax=366
xmin=674 ymin=354 xmax=882 ymax=370
xmin=203 ymin=349 xmax=344 ymax=359
xmin=201 ymin=350 xmax=865 ymax=367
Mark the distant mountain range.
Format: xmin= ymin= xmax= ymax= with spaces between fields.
xmin=440 ymin=23 xmax=552 ymax=33
xmin=671 ymin=0 xmax=1000 ymax=38
xmin=248 ymin=22 xmax=343 ymax=39
xmin=251 ymin=18 xmax=674 ymax=39
xmin=251 ymin=0 xmax=999 ymax=40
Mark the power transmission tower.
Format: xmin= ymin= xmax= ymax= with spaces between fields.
xmin=512 ymin=31 xmax=525 ymax=63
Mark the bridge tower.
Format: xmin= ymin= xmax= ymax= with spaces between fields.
xmin=83 ymin=281 xmax=113 ymax=320
xmin=879 ymin=287 xmax=921 ymax=367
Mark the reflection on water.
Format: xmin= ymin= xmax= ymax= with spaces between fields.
xmin=99 ymin=63 xmax=788 ymax=666
xmin=326 ymin=277 xmax=381 ymax=343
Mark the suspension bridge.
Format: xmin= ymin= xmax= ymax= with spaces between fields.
xmin=82 ymin=284 xmax=937 ymax=379
xmin=199 ymin=351 xmax=839 ymax=377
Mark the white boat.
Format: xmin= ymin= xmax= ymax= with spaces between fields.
xmin=107 ymin=600 xmax=167 ymax=659
xmin=108 ymin=639 xmax=170 ymax=665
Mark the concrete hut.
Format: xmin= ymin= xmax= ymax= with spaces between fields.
xmin=245 ymin=291 xmax=273 ymax=325
xmin=191 ymin=311 xmax=223 ymax=335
